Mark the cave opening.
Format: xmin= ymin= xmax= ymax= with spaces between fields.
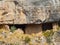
xmin=42 ymin=23 xmax=53 ymax=31
xmin=8 ymin=24 xmax=27 ymax=33
xmin=7 ymin=23 xmax=53 ymax=33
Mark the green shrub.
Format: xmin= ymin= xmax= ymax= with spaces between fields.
xmin=25 ymin=36 xmax=31 ymax=43
xmin=10 ymin=26 xmax=17 ymax=32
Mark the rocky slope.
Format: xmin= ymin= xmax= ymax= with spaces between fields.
xmin=0 ymin=25 xmax=59 ymax=45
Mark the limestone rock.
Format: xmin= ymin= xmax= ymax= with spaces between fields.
xmin=0 ymin=1 xmax=15 ymax=23
xmin=14 ymin=7 xmax=27 ymax=24
xmin=14 ymin=28 xmax=24 ymax=34
xmin=0 ymin=0 xmax=60 ymax=24
xmin=53 ymin=30 xmax=60 ymax=45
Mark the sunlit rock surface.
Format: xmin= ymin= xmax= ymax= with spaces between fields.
xmin=53 ymin=30 xmax=60 ymax=45
xmin=0 ymin=0 xmax=60 ymax=24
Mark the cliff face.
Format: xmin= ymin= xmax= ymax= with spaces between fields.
xmin=0 ymin=0 xmax=60 ymax=24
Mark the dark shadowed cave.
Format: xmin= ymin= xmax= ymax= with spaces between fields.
xmin=9 ymin=24 xmax=27 ymax=33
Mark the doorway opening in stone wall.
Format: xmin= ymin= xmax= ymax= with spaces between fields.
xmin=9 ymin=24 xmax=27 ymax=33
xmin=42 ymin=23 xmax=53 ymax=31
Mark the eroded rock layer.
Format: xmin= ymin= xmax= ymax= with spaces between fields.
xmin=0 ymin=0 xmax=60 ymax=24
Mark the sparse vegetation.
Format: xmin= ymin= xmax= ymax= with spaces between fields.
xmin=0 ymin=25 xmax=59 ymax=45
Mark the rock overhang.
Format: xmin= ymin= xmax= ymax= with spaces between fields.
xmin=0 ymin=0 xmax=60 ymax=24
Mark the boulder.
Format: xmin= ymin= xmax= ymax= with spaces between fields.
xmin=14 ymin=28 xmax=24 ymax=34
